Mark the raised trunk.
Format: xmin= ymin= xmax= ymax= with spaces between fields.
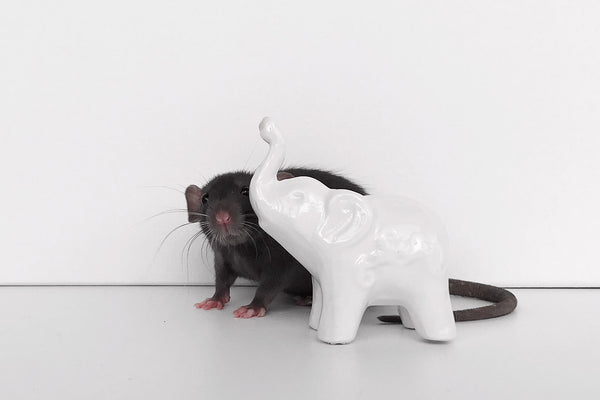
xmin=249 ymin=118 xmax=286 ymax=221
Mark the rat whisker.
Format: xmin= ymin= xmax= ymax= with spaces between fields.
xmin=182 ymin=230 xmax=203 ymax=276
xmin=196 ymin=221 xmax=210 ymax=230
xmin=240 ymin=220 xmax=259 ymax=230
xmin=154 ymin=222 xmax=198 ymax=261
xmin=246 ymin=229 xmax=272 ymax=265
xmin=240 ymin=222 xmax=271 ymax=262
xmin=142 ymin=209 xmax=209 ymax=223
xmin=241 ymin=225 xmax=263 ymax=241
xmin=186 ymin=231 xmax=205 ymax=284
xmin=241 ymin=221 xmax=262 ymax=233
xmin=241 ymin=216 xmax=260 ymax=223
xmin=243 ymin=137 xmax=261 ymax=171
xmin=200 ymin=235 xmax=212 ymax=271
xmin=140 ymin=185 xmax=185 ymax=194
xmin=241 ymin=227 xmax=259 ymax=259
xmin=241 ymin=222 xmax=267 ymax=241
xmin=189 ymin=212 xmax=210 ymax=217
xmin=201 ymin=236 xmax=217 ymax=278
xmin=264 ymin=239 xmax=272 ymax=265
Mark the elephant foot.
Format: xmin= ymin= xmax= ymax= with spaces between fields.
xmin=398 ymin=306 xmax=415 ymax=330
xmin=195 ymin=294 xmax=230 ymax=310
xmin=317 ymin=326 xmax=359 ymax=345
xmin=316 ymin=299 xmax=366 ymax=345
xmin=233 ymin=305 xmax=267 ymax=318
xmin=294 ymin=295 xmax=313 ymax=306
xmin=407 ymin=293 xmax=456 ymax=341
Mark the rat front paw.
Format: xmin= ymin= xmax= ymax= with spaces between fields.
xmin=195 ymin=294 xmax=230 ymax=310
xmin=233 ymin=305 xmax=267 ymax=318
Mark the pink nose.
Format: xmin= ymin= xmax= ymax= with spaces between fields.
xmin=215 ymin=211 xmax=232 ymax=226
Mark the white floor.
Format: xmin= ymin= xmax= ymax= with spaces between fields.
xmin=1 ymin=286 xmax=598 ymax=400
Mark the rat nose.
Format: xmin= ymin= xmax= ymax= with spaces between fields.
xmin=215 ymin=210 xmax=232 ymax=226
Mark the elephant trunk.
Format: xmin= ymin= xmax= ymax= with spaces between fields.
xmin=258 ymin=117 xmax=285 ymax=147
xmin=250 ymin=117 xmax=286 ymax=218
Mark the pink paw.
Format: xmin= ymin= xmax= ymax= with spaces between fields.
xmin=195 ymin=295 xmax=230 ymax=310
xmin=233 ymin=305 xmax=267 ymax=319
xmin=294 ymin=295 xmax=313 ymax=306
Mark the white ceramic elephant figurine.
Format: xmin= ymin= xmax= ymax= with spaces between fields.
xmin=249 ymin=118 xmax=456 ymax=344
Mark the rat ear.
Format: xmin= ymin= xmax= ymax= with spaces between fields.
xmin=185 ymin=185 xmax=203 ymax=222
xmin=277 ymin=171 xmax=294 ymax=181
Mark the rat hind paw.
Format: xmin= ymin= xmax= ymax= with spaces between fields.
xmin=294 ymin=295 xmax=313 ymax=306
xmin=195 ymin=294 xmax=230 ymax=310
xmin=233 ymin=305 xmax=267 ymax=318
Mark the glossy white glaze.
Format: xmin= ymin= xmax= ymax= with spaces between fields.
xmin=250 ymin=118 xmax=456 ymax=344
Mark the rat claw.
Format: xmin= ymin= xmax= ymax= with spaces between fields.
xmin=233 ymin=305 xmax=267 ymax=318
xmin=195 ymin=297 xmax=228 ymax=310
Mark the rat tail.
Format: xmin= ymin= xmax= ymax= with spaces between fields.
xmin=377 ymin=279 xmax=517 ymax=324
xmin=448 ymin=279 xmax=518 ymax=321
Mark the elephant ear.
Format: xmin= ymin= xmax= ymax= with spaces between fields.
xmin=277 ymin=171 xmax=294 ymax=181
xmin=318 ymin=192 xmax=371 ymax=244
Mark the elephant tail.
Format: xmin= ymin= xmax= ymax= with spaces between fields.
xmin=377 ymin=278 xmax=518 ymax=324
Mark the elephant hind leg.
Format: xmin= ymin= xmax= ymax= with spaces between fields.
xmin=398 ymin=306 xmax=415 ymax=329
xmin=309 ymin=277 xmax=322 ymax=330
xmin=293 ymin=295 xmax=312 ymax=306
xmin=405 ymin=287 xmax=456 ymax=341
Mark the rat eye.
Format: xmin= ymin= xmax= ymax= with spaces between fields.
xmin=241 ymin=186 xmax=249 ymax=196
xmin=201 ymin=193 xmax=209 ymax=204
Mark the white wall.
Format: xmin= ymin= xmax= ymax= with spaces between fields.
xmin=1 ymin=1 xmax=599 ymax=286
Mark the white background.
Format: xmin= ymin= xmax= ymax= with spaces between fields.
xmin=1 ymin=0 xmax=599 ymax=286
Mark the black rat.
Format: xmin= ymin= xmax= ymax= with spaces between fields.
xmin=185 ymin=169 xmax=517 ymax=320
xmin=185 ymin=168 xmax=365 ymax=318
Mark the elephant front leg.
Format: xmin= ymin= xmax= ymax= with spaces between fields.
xmin=316 ymin=285 xmax=368 ymax=344
xmin=309 ymin=277 xmax=322 ymax=330
xmin=405 ymin=282 xmax=456 ymax=341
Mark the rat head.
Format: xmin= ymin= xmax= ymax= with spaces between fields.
xmin=185 ymin=172 xmax=258 ymax=246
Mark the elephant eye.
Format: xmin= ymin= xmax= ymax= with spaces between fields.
xmin=201 ymin=193 xmax=209 ymax=204
xmin=240 ymin=186 xmax=249 ymax=196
